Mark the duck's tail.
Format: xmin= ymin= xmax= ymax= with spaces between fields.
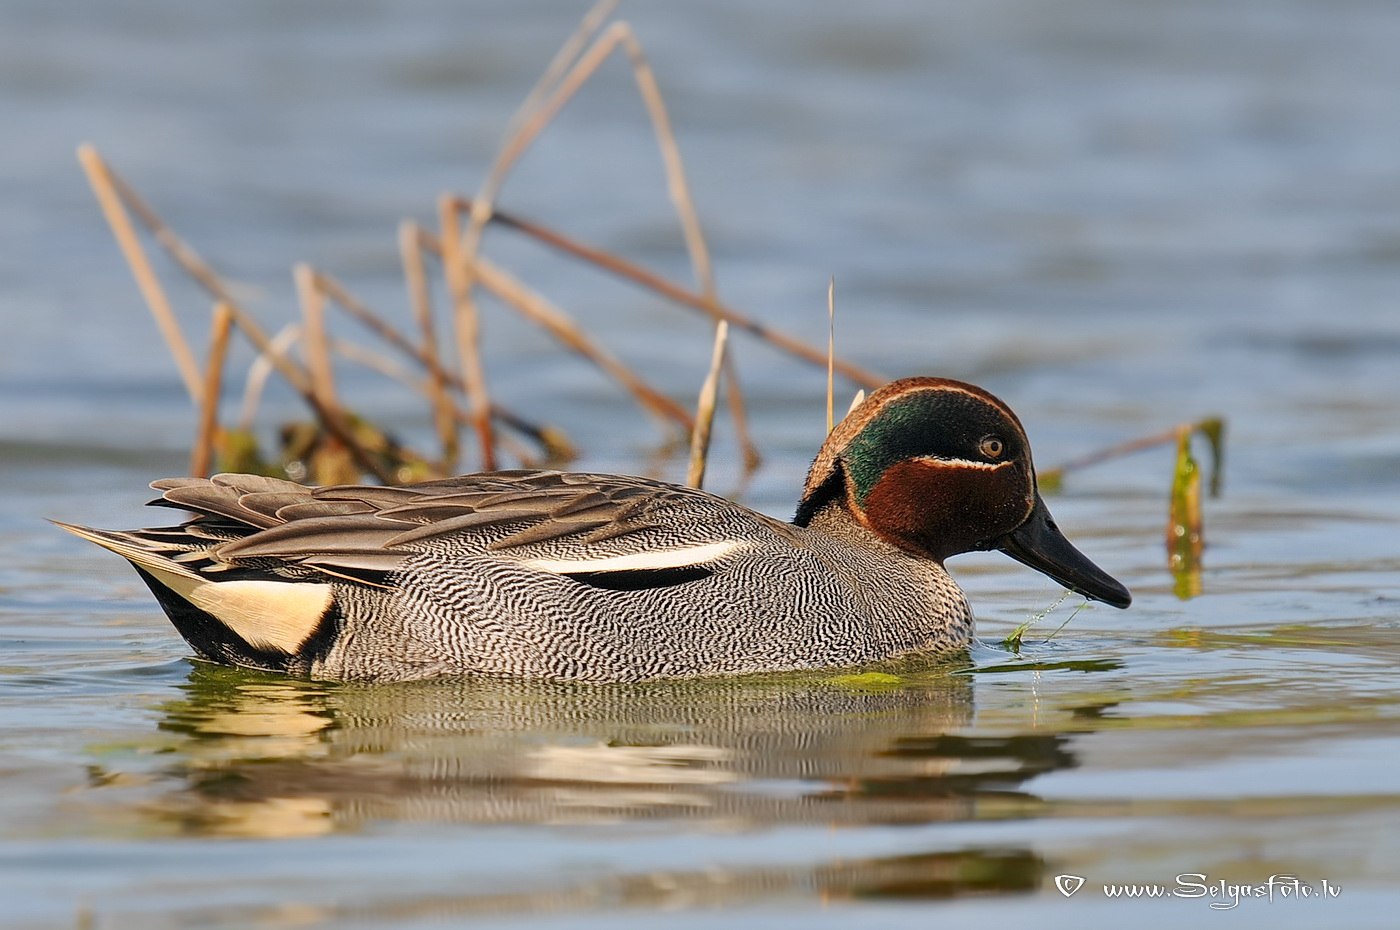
xmin=52 ymin=520 xmax=336 ymax=673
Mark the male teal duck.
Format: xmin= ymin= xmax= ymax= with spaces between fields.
xmin=56 ymin=377 xmax=1130 ymax=682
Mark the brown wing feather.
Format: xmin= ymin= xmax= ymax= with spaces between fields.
xmin=143 ymin=470 xmax=705 ymax=586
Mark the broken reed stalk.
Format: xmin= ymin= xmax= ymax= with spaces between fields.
xmin=454 ymin=198 xmax=887 ymax=389
xmin=687 ymin=320 xmax=729 ymax=488
xmin=329 ymin=337 xmax=418 ymax=390
xmin=438 ymin=195 xmax=498 ymax=471
xmin=295 ymin=263 xmax=340 ymax=420
xmin=610 ymin=23 xmax=761 ymax=468
xmin=490 ymin=406 xmax=577 ymax=463
xmin=78 ymin=143 xmax=203 ymax=407
xmin=223 ymin=303 xmax=396 ymax=484
xmin=306 ymin=266 xmax=427 ymax=376
xmin=301 ymin=285 xmax=367 ymax=486
xmin=324 ymin=333 xmax=549 ymax=466
xmin=474 ymin=255 xmax=695 ymax=431
xmin=80 ymin=145 xmax=393 ymax=483
xmin=620 ymin=25 xmax=714 ymax=298
xmin=88 ymin=153 xmax=235 ymax=304
xmin=464 ymin=14 xmax=620 ymax=255
xmin=191 ymin=301 xmax=235 ymax=478
xmin=324 ymin=329 xmax=527 ymax=445
xmin=1040 ymin=417 xmax=1225 ymax=492
xmin=1043 ymin=426 xmax=1181 ymax=479
xmin=457 ymin=0 xmax=618 ymax=271
xmin=501 ymin=0 xmax=620 ymax=154
xmin=437 ymin=403 xmax=549 ymax=467
xmin=826 ymin=277 xmax=836 ymax=433
xmin=721 ymin=362 xmax=760 ymax=473
xmin=398 ymin=220 xmax=459 ymax=471
xmin=88 ymin=25 xmax=1207 ymax=504
xmin=445 ymin=13 xmax=760 ymax=466
xmin=317 ymin=245 xmax=574 ymax=462
xmin=437 ymin=3 xmax=620 ymax=475
xmin=86 ymin=18 xmax=801 ymax=486
xmin=418 ymin=222 xmax=693 ymax=431
xmin=238 ymin=323 xmax=301 ymax=431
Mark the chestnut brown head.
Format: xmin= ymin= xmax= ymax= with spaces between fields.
xmin=797 ymin=377 xmax=1130 ymax=608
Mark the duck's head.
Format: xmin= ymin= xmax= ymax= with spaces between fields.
xmin=796 ymin=377 xmax=1131 ymax=608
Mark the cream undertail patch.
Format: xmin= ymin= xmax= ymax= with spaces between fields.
xmin=52 ymin=522 xmax=331 ymax=654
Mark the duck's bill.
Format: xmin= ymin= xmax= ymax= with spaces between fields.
xmin=997 ymin=494 xmax=1132 ymax=608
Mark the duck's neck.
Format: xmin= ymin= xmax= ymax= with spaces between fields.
xmin=799 ymin=496 xmax=974 ymax=644
xmin=802 ymin=497 xmax=904 ymax=557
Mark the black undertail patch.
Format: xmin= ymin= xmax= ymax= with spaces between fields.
xmin=562 ymin=565 xmax=714 ymax=591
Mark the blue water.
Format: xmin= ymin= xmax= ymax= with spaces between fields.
xmin=3 ymin=1 xmax=1400 ymax=927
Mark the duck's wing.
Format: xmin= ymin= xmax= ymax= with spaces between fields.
xmin=116 ymin=470 xmax=783 ymax=588
xmin=56 ymin=470 xmax=798 ymax=668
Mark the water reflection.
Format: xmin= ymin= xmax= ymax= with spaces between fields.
xmin=165 ymin=848 xmax=1045 ymax=928
xmin=94 ymin=663 xmax=1071 ymax=915
xmin=135 ymin=662 xmax=1079 ymax=839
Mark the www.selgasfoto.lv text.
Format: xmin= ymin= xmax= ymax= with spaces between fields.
xmin=1059 ymin=873 xmax=1341 ymax=908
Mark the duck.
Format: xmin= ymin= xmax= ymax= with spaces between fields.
xmin=55 ymin=377 xmax=1130 ymax=683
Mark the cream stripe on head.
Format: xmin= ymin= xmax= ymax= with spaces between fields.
xmin=912 ymin=455 xmax=1014 ymax=472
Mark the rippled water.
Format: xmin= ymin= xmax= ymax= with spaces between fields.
xmin=4 ymin=1 xmax=1400 ymax=927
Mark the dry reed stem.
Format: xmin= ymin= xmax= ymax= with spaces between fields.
xmin=310 ymin=267 xmax=424 ymax=365
xmin=92 ymin=153 xmax=239 ymax=302
xmin=438 ymin=195 xmax=497 ymax=470
xmin=826 ymin=277 xmax=836 ymax=434
xmin=398 ymin=220 xmax=458 ymax=470
xmin=474 ymin=22 xmax=624 ymax=233
xmin=446 ymin=17 xmax=669 ymax=466
xmin=287 ymin=307 xmax=555 ymax=468
xmin=502 ymin=0 xmax=619 ymax=147
xmin=191 ymin=301 xmax=234 ymax=477
xmin=1041 ymin=426 xmax=1185 ymax=481
xmin=616 ymin=26 xmax=714 ymax=297
xmin=82 ymin=146 xmax=249 ymax=319
xmin=721 ymin=359 xmax=760 ymax=472
xmin=616 ymin=23 xmax=760 ymax=468
xmin=440 ymin=3 xmax=616 ymax=474
xmin=420 ymin=223 xmax=691 ymax=434
xmin=455 ymin=198 xmax=887 ymax=389
xmin=83 ymin=146 xmax=392 ymax=482
xmin=316 ymin=248 xmax=564 ymax=460
xmin=239 ymin=323 xmax=301 ymax=431
xmin=463 ymin=8 xmax=618 ymax=260
xmin=469 ymin=254 xmax=694 ymax=430
xmin=445 ymin=405 xmax=546 ymax=467
xmin=295 ymin=263 xmax=339 ymax=419
xmin=459 ymin=1 xmax=617 ymax=269
xmin=222 ymin=302 xmax=395 ymax=484
xmin=687 ymin=320 xmax=729 ymax=488
xmin=447 ymin=14 xmax=766 ymax=466
xmin=329 ymin=338 xmax=418 ymax=389
xmin=77 ymin=144 xmax=204 ymax=406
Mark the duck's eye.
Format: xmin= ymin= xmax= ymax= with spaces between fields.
xmin=978 ymin=436 xmax=1005 ymax=459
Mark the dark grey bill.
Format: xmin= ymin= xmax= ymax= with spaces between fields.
xmin=996 ymin=494 xmax=1132 ymax=608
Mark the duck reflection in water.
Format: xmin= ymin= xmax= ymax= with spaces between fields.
xmin=103 ymin=660 xmax=1088 ymax=915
